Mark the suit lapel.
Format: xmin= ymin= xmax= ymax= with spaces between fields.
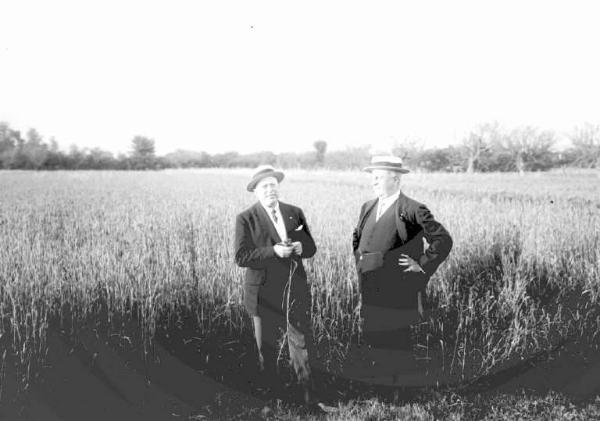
xmin=359 ymin=199 xmax=378 ymax=230
xmin=396 ymin=192 xmax=411 ymax=218
xmin=279 ymin=202 xmax=294 ymax=238
xmin=397 ymin=192 xmax=407 ymax=208
xmin=253 ymin=202 xmax=282 ymax=243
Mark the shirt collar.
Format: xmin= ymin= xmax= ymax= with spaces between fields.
xmin=378 ymin=190 xmax=400 ymax=205
xmin=260 ymin=200 xmax=280 ymax=214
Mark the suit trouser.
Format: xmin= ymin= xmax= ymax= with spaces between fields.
xmin=255 ymin=266 xmax=313 ymax=385
xmin=258 ymin=303 xmax=312 ymax=384
xmin=359 ymin=270 xmax=425 ymax=350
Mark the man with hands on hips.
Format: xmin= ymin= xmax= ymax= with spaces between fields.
xmin=352 ymin=155 xmax=453 ymax=349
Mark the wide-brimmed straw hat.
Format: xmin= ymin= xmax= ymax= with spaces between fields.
xmin=363 ymin=155 xmax=410 ymax=173
xmin=247 ymin=165 xmax=285 ymax=192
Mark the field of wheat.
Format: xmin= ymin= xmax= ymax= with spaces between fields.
xmin=1 ymin=169 xmax=599 ymax=417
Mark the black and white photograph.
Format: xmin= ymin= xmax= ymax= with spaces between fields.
xmin=1 ymin=1 xmax=599 ymax=419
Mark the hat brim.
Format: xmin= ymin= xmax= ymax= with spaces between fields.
xmin=247 ymin=171 xmax=285 ymax=192
xmin=363 ymin=165 xmax=410 ymax=173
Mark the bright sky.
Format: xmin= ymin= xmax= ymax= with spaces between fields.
xmin=1 ymin=1 xmax=598 ymax=155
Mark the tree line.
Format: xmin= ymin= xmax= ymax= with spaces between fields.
xmin=1 ymin=121 xmax=599 ymax=172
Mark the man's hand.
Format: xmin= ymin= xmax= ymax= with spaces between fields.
xmin=398 ymin=254 xmax=425 ymax=274
xmin=291 ymin=241 xmax=303 ymax=256
xmin=274 ymin=244 xmax=294 ymax=258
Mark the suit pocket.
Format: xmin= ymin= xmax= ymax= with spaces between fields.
xmin=357 ymin=252 xmax=384 ymax=273
xmin=288 ymin=229 xmax=309 ymax=245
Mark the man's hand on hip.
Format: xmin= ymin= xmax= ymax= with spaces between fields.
xmin=398 ymin=254 xmax=425 ymax=274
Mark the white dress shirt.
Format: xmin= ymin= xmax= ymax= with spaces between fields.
xmin=261 ymin=201 xmax=288 ymax=242
xmin=376 ymin=190 xmax=400 ymax=222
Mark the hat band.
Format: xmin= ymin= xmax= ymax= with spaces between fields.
xmin=371 ymin=161 xmax=405 ymax=169
xmin=253 ymin=168 xmax=276 ymax=178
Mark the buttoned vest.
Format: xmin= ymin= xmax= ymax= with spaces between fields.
xmin=358 ymin=199 xmax=402 ymax=254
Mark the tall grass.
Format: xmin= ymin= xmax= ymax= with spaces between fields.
xmin=0 ymin=169 xmax=599 ymax=386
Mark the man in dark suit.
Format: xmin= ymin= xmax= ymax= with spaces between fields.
xmin=234 ymin=165 xmax=317 ymax=403
xmin=352 ymin=155 xmax=453 ymax=349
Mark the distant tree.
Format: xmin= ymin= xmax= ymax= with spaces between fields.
xmin=130 ymin=135 xmax=157 ymax=169
xmin=131 ymin=135 xmax=155 ymax=156
xmin=313 ymin=140 xmax=327 ymax=166
xmin=0 ymin=122 xmax=14 ymax=152
xmin=231 ymin=151 xmax=277 ymax=168
xmin=83 ymin=148 xmax=116 ymax=169
xmin=211 ymin=151 xmax=239 ymax=167
xmin=26 ymin=128 xmax=42 ymax=144
xmin=568 ymin=123 xmax=600 ymax=168
xmin=276 ymin=152 xmax=300 ymax=168
xmin=43 ymin=137 xmax=63 ymax=169
xmin=325 ymin=146 xmax=370 ymax=170
xmin=494 ymin=126 xmax=556 ymax=174
xmin=48 ymin=137 xmax=59 ymax=153
xmin=8 ymin=129 xmax=27 ymax=169
xmin=418 ymin=148 xmax=451 ymax=172
xmin=0 ymin=122 xmax=17 ymax=168
xmin=22 ymin=128 xmax=48 ymax=169
xmin=276 ymin=151 xmax=316 ymax=169
xmin=66 ymin=145 xmax=86 ymax=169
xmin=164 ymin=149 xmax=211 ymax=168
xmin=485 ymin=148 xmax=514 ymax=172
xmin=116 ymin=153 xmax=131 ymax=170
xmin=461 ymin=123 xmax=499 ymax=173
xmin=444 ymin=146 xmax=466 ymax=172
xmin=0 ymin=119 xmax=592 ymax=172
xmin=391 ymin=138 xmax=424 ymax=169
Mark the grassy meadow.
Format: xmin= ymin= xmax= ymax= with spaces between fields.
xmin=1 ymin=169 xmax=599 ymax=417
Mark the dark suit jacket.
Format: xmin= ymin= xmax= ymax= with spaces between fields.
xmin=353 ymin=191 xmax=453 ymax=282
xmin=234 ymin=201 xmax=317 ymax=287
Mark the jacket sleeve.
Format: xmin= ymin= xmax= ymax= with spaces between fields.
xmin=298 ymin=209 xmax=317 ymax=258
xmin=234 ymin=214 xmax=276 ymax=269
xmin=414 ymin=204 xmax=453 ymax=276
xmin=288 ymin=209 xmax=317 ymax=259
xmin=352 ymin=203 xmax=366 ymax=253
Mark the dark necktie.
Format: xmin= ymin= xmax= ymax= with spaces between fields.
xmin=271 ymin=208 xmax=278 ymax=223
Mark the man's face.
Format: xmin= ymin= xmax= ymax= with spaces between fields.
xmin=371 ymin=169 xmax=400 ymax=198
xmin=254 ymin=176 xmax=279 ymax=207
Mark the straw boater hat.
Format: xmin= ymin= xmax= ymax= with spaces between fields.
xmin=363 ymin=155 xmax=410 ymax=173
xmin=247 ymin=165 xmax=285 ymax=192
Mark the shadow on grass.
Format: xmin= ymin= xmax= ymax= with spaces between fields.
xmin=2 ymin=278 xmax=599 ymax=421
xmin=422 ymin=229 xmax=572 ymax=373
